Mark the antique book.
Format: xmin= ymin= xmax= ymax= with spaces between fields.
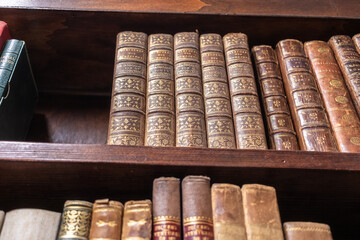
xmin=121 ymin=200 xmax=152 ymax=240
xmin=223 ymin=33 xmax=267 ymax=149
xmin=200 ymin=33 xmax=236 ymax=149
xmin=0 ymin=211 xmax=4 ymax=232
xmin=145 ymin=34 xmax=175 ymax=147
xmin=329 ymin=35 xmax=360 ymax=118
xmin=211 ymin=184 xmax=247 ymax=240
xmin=174 ymin=32 xmax=207 ymax=147
xmin=153 ymin=177 xmax=181 ymax=240
xmin=182 ymin=176 xmax=214 ymax=240
xmin=276 ymin=39 xmax=337 ymax=151
xmin=0 ymin=21 xmax=10 ymax=50
xmin=57 ymin=200 xmax=93 ymax=240
xmin=0 ymin=209 xmax=60 ymax=240
xmin=108 ymin=31 xmax=147 ymax=146
xmin=353 ymin=33 xmax=360 ymax=54
xmin=89 ymin=199 xmax=124 ymax=240
xmin=242 ymin=184 xmax=284 ymax=240
xmin=305 ymin=40 xmax=360 ymax=152
xmin=252 ymin=45 xmax=299 ymax=150
xmin=283 ymin=222 xmax=333 ymax=240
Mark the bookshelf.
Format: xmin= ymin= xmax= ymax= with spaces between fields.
xmin=1 ymin=1 xmax=360 ymax=239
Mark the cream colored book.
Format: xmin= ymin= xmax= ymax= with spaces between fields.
xmin=0 ymin=211 xmax=4 ymax=233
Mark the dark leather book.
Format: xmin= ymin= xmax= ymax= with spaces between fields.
xmin=276 ymin=39 xmax=337 ymax=151
xmin=145 ymin=34 xmax=175 ymax=147
xmin=283 ymin=222 xmax=333 ymax=240
xmin=352 ymin=33 xmax=360 ymax=55
xmin=153 ymin=177 xmax=181 ymax=240
xmin=223 ymin=33 xmax=268 ymax=149
xmin=252 ymin=45 xmax=299 ymax=150
xmin=0 ymin=21 xmax=10 ymax=51
xmin=329 ymin=35 xmax=360 ymax=118
xmin=200 ymin=33 xmax=236 ymax=149
xmin=174 ymin=32 xmax=207 ymax=147
xmin=305 ymin=40 xmax=360 ymax=152
xmin=108 ymin=31 xmax=147 ymax=146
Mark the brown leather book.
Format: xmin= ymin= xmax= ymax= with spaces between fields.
xmin=182 ymin=176 xmax=214 ymax=240
xmin=252 ymin=45 xmax=299 ymax=150
xmin=283 ymin=222 xmax=333 ymax=240
xmin=305 ymin=40 xmax=360 ymax=152
xmin=242 ymin=184 xmax=284 ymax=240
xmin=108 ymin=31 xmax=147 ymax=146
xmin=200 ymin=33 xmax=236 ymax=149
xmin=153 ymin=177 xmax=181 ymax=240
xmin=329 ymin=35 xmax=360 ymax=118
xmin=276 ymin=39 xmax=338 ymax=151
xmin=89 ymin=199 xmax=124 ymax=240
xmin=353 ymin=33 xmax=360 ymax=54
xmin=211 ymin=184 xmax=247 ymax=240
xmin=121 ymin=200 xmax=152 ymax=240
xmin=174 ymin=32 xmax=207 ymax=147
xmin=223 ymin=33 xmax=268 ymax=149
xmin=145 ymin=34 xmax=175 ymax=147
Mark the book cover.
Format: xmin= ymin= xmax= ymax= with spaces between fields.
xmin=284 ymin=222 xmax=333 ymax=240
xmin=0 ymin=21 xmax=10 ymax=51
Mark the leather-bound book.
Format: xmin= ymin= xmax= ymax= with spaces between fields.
xmin=174 ymin=32 xmax=207 ymax=147
xmin=252 ymin=45 xmax=299 ymax=150
xmin=0 ymin=21 xmax=10 ymax=50
xmin=200 ymin=33 xmax=236 ymax=149
xmin=353 ymin=33 xmax=360 ymax=54
xmin=89 ymin=199 xmax=124 ymax=240
xmin=242 ymin=184 xmax=284 ymax=240
xmin=276 ymin=39 xmax=337 ymax=151
xmin=182 ymin=176 xmax=214 ymax=240
xmin=0 ymin=210 xmax=4 ymax=232
xmin=153 ymin=177 xmax=181 ymax=240
xmin=121 ymin=200 xmax=152 ymax=240
xmin=283 ymin=222 xmax=333 ymax=240
xmin=0 ymin=209 xmax=61 ymax=240
xmin=145 ymin=34 xmax=175 ymax=147
xmin=211 ymin=184 xmax=247 ymax=240
xmin=108 ymin=31 xmax=147 ymax=146
xmin=305 ymin=40 xmax=360 ymax=152
xmin=57 ymin=200 xmax=93 ymax=240
xmin=223 ymin=33 xmax=268 ymax=149
xmin=329 ymin=35 xmax=360 ymax=118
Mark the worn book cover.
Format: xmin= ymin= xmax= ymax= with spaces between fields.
xmin=284 ymin=222 xmax=333 ymax=240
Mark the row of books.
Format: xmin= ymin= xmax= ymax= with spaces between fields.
xmin=0 ymin=176 xmax=333 ymax=240
xmin=108 ymin=31 xmax=360 ymax=152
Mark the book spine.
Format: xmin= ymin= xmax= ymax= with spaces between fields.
xmin=0 ymin=21 xmax=10 ymax=51
xmin=174 ymin=32 xmax=207 ymax=147
xmin=182 ymin=175 xmax=214 ymax=240
xmin=89 ymin=199 xmax=124 ymax=240
xmin=329 ymin=35 xmax=360 ymax=118
xmin=242 ymin=184 xmax=284 ymax=240
xmin=211 ymin=184 xmax=247 ymax=240
xmin=283 ymin=222 xmax=333 ymax=240
xmin=200 ymin=33 xmax=236 ymax=149
xmin=352 ymin=33 xmax=360 ymax=54
xmin=121 ymin=200 xmax=152 ymax=240
xmin=276 ymin=39 xmax=337 ymax=151
xmin=145 ymin=34 xmax=175 ymax=147
xmin=223 ymin=33 xmax=268 ymax=149
xmin=153 ymin=177 xmax=181 ymax=240
xmin=0 ymin=210 xmax=4 ymax=232
xmin=107 ymin=31 xmax=147 ymax=146
xmin=252 ymin=45 xmax=299 ymax=150
xmin=305 ymin=40 xmax=360 ymax=152
xmin=57 ymin=200 xmax=93 ymax=240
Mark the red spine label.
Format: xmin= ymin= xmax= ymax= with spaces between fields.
xmin=183 ymin=217 xmax=214 ymax=240
xmin=153 ymin=216 xmax=181 ymax=240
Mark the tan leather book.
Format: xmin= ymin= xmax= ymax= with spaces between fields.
xmin=108 ymin=31 xmax=147 ymax=146
xmin=174 ymin=32 xmax=207 ymax=147
xmin=252 ymin=45 xmax=299 ymax=150
xmin=0 ymin=209 xmax=60 ymax=240
xmin=145 ymin=34 xmax=175 ymax=147
xmin=329 ymin=35 xmax=360 ymax=118
xmin=223 ymin=33 xmax=268 ymax=149
xmin=276 ymin=39 xmax=338 ymax=151
xmin=353 ymin=33 xmax=360 ymax=54
xmin=305 ymin=40 xmax=360 ymax=152
xmin=89 ymin=199 xmax=124 ymax=240
xmin=57 ymin=200 xmax=93 ymax=240
xmin=283 ymin=222 xmax=333 ymax=240
xmin=182 ymin=176 xmax=214 ymax=240
xmin=153 ymin=177 xmax=181 ymax=240
xmin=211 ymin=184 xmax=247 ymax=240
xmin=121 ymin=200 xmax=152 ymax=240
xmin=0 ymin=211 xmax=4 ymax=233
xmin=242 ymin=184 xmax=284 ymax=240
xmin=200 ymin=33 xmax=236 ymax=149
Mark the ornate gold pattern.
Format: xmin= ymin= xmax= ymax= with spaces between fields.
xmin=329 ymin=79 xmax=343 ymax=88
xmin=58 ymin=208 xmax=92 ymax=239
xmin=205 ymin=98 xmax=231 ymax=115
xmin=148 ymin=63 xmax=173 ymax=80
xmin=335 ymin=95 xmax=349 ymax=104
xmin=208 ymin=118 xmax=233 ymax=134
xmin=230 ymin=77 xmax=257 ymax=94
xmin=112 ymin=94 xmax=145 ymax=113
xmin=147 ymin=115 xmax=174 ymax=131
xmin=177 ymin=94 xmax=204 ymax=112
xmin=117 ymin=47 xmax=146 ymax=63
xmin=175 ymin=33 xmax=198 ymax=46
xmin=200 ymin=34 xmax=222 ymax=47
xmin=236 ymin=115 xmax=262 ymax=130
xmin=115 ymin=62 xmax=146 ymax=78
xmin=109 ymin=135 xmax=141 ymax=146
xmin=238 ymin=134 xmax=266 ymax=149
xmin=148 ymin=94 xmax=174 ymax=113
xmin=204 ymin=82 xmax=228 ymax=97
xmin=150 ymin=34 xmax=172 ymax=46
xmin=114 ymin=77 xmax=145 ymax=95
xmin=110 ymin=115 xmax=142 ymax=133
xmin=208 ymin=136 xmax=235 ymax=148
xmin=350 ymin=137 xmax=360 ymax=146
xmin=233 ymin=95 xmax=261 ymax=113
xmin=118 ymin=32 xmax=147 ymax=47
xmin=175 ymin=62 xmax=201 ymax=78
xmin=228 ymin=63 xmax=254 ymax=78
xmin=223 ymin=33 xmax=247 ymax=50
xmin=176 ymin=77 xmax=203 ymax=93
xmin=146 ymin=134 xmax=174 ymax=147
xmin=149 ymin=79 xmax=173 ymax=94
xmin=202 ymin=66 xmax=227 ymax=82
xmin=177 ymin=114 xmax=204 ymax=131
